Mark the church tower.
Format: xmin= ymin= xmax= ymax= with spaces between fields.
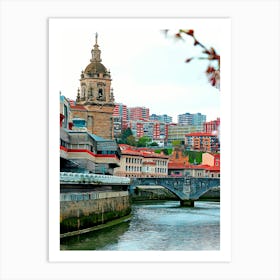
xmin=73 ymin=33 xmax=115 ymax=139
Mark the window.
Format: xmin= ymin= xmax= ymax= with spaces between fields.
xmin=60 ymin=139 xmax=67 ymax=148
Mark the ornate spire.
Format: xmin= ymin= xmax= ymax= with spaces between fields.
xmin=90 ymin=32 xmax=102 ymax=63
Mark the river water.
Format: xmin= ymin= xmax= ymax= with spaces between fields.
xmin=60 ymin=200 xmax=220 ymax=251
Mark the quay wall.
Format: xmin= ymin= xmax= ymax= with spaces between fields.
xmin=60 ymin=191 xmax=131 ymax=235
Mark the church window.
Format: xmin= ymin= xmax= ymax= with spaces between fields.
xmin=98 ymin=88 xmax=103 ymax=100
xmin=89 ymin=87 xmax=93 ymax=97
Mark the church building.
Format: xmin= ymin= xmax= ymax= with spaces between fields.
xmin=71 ymin=33 xmax=115 ymax=139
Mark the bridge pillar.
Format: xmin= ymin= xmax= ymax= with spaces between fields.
xmin=180 ymin=200 xmax=195 ymax=207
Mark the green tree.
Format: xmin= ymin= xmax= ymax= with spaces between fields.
xmin=150 ymin=142 xmax=159 ymax=147
xmin=185 ymin=151 xmax=202 ymax=164
xmin=118 ymin=128 xmax=134 ymax=144
xmin=126 ymin=135 xmax=137 ymax=146
xmin=171 ymin=140 xmax=182 ymax=147
xmin=137 ymin=136 xmax=151 ymax=147
xmin=154 ymin=148 xmax=173 ymax=155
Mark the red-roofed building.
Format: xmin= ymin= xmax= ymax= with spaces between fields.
xmin=168 ymin=162 xmax=190 ymax=177
xmin=167 ymin=150 xmax=220 ymax=178
xmin=114 ymin=144 xmax=169 ymax=177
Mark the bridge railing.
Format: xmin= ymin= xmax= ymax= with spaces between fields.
xmin=60 ymin=172 xmax=130 ymax=185
xmin=60 ymin=190 xmax=129 ymax=202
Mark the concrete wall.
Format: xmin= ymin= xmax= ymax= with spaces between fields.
xmin=60 ymin=191 xmax=131 ymax=234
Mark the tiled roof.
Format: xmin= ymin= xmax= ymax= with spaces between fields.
xmin=121 ymin=149 xmax=143 ymax=156
xmin=204 ymin=166 xmax=220 ymax=171
xmin=119 ymin=144 xmax=169 ymax=159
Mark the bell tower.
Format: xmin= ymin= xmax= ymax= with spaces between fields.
xmin=73 ymin=33 xmax=115 ymax=139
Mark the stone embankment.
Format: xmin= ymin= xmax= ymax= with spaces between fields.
xmin=60 ymin=190 xmax=131 ymax=237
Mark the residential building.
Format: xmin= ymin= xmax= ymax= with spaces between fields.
xmin=185 ymin=132 xmax=220 ymax=152
xmin=177 ymin=112 xmax=206 ymax=126
xmin=150 ymin=113 xmax=172 ymax=123
xmin=167 ymin=124 xmax=203 ymax=145
xmin=113 ymin=116 xmax=122 ymax=139
xmin=128 ymin=106 xmax=150 ymax=121
xmin=60 ymin=95 xmax=120 ymax=175
xmin=113 ymin=103 xmax=128 ymax=137
xmin=202 ymin=152 xmax=220 ymax=167
xmin=192 ymin=113 xmax=207 ymax=127
xmin=114 ymin=144 xmax=169 ymax=177
xmin=203 ymin=118 xmax=220 ymax=134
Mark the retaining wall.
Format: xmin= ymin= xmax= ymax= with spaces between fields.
xmin=60 ymin=191 xmax=131 ymax=234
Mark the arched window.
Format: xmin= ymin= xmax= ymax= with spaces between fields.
xmin=97 ymin=88 xmax=104 ymax=100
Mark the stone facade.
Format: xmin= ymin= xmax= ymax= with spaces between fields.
xmin=60 ymin=191 xmax=131 ymax=234
xmin=73 ymin=33 xmax=115 ymax=139
xmin=70 ymin=106 xmax=114 ymax=139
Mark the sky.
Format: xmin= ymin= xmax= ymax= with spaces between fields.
xmin=49 ymin=18 xmax=225 ymax=122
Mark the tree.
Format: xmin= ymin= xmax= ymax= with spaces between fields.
xmin=137 ymin=136 xmax=151 ymax=147
xmin=171 ymin=140 xmax=182 ymax=147
xmin=126 ymin=135 xmax=137 ymax=146
xmin=163 ymin=29 xmax=220 ymax=90
xmin=150 ymin=142 xmax=159 ymax=147
xmin=118 ymin=128 xmax=134 ymax=144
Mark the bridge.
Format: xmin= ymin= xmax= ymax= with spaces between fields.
xmin=60 ymin=172 xmax=220 ymax=207
xmin=130 ymin=177 xmax=220 ymax=207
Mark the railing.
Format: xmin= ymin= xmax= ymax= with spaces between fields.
xmin=60 ymin=190 xmax=129 ymax=202
xmin=60 ymin=172 xmax=130 ymax=185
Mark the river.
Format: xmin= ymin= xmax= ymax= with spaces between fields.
xmin=60 ymin=200 xmax=220 ymax=251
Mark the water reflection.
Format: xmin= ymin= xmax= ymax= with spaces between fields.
xmin=60 ymin=221 xmax=130 ymax=250
xmin=61 ymin=201 xmax=220 ymax=251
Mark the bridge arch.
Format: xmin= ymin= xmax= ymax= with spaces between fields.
xmin=130 ymin=177 xmax=220 ymax=207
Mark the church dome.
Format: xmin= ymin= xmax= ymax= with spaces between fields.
xmin=84 ymin=62 xmax=107 ymax=75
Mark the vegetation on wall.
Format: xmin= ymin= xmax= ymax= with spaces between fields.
xmin=154 ymin=148 xmax=173 ymax=155
xmin=184 ymin=150 xmax=203 ymax=164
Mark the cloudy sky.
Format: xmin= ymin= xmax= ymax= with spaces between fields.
xmin=50 ymin=18 xmax=228 ymax=122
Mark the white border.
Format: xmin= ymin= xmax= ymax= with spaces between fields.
xmin=49 ymin=18 xmax=231 ymax=262
xmin=0 ymin=0 xmax=279 ymax=279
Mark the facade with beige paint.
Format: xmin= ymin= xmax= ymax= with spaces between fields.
xmin=202 ymin=152 xmax=220 ymax=167
xmin=114 ymin=144 xmax=169 ymax=177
